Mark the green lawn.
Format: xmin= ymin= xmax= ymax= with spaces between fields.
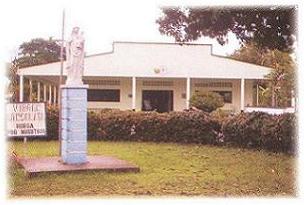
xmin=8 ymin=141 xmax=296 ymax=197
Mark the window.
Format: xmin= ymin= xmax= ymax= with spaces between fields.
xmin=213 ymin=91 xmax=232 ymax=103
xmin=88 ymin=89 xmax=120 ymax=102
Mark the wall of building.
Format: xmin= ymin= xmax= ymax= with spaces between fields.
xmin=87 ymin=77 xmax=132 ymax=110
xmin=86 ymin=77 xmax=254 ymax=112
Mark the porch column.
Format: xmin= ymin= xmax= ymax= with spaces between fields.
xmin=19 ymin=75 xmax=24 ymax=102
xmin=49 ymin=85 xmax=52 ymax=104
xmin=291 ymin=90 xmax=295 ymax=107
xmin=256 ymin=83 xmax=259 ymax=106
xmin=29 ymin=79 xmax=33 ymax=102
xmin=53 ymin=86 xmax=57 ymax=104
xmin=43 ymin=84 xmax=47 ymax=102
xmin=240 ymin=78 xmax=245 ymax=111
xmin=186 ymin=77 xmax=191 ymax=109
xmin=37 ymin=82 xmax=41 ymax=102
xmin=132 ymin=76 xmax=136 ymax=111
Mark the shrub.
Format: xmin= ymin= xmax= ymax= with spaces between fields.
xmin=222 ymin=112 xmax=296 ymax=154
xmin=89 ymin=110 xmax=220 ymax=144
xmin=261 ymin=113 xmax=297 ymax=154
xmin=166 ymin=111 xmax=221 ymax=144
xmin=43 ymin=106 xmax=297 ymax=154
xmin=210 ymin=108 xmax=232 ymax=123
xmin=45 ymin=107 xmax=220 ymax=144
xmin=46 ymin=105 xmax=59 ymax=140
xmin=222 ymin=112 xmax=271 ymax=148
xmin=131 ymin=111 xmax=169 ymax=142
xmin=190 ymin=91 xmax=224 ymax=112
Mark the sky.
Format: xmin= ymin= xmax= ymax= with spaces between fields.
xmin=0 ymin=0 xmax=243 ymax=62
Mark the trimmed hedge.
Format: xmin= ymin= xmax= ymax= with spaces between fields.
xmin=45 ymin=106 xmax=296 ymax=154
xmin=46 ymin=105 xmax=59 ymax=140
xmin=88 ymin=109 xmax=221 ymax=144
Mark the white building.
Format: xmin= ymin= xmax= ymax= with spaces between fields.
xmin=17 ymin=41 xmax=272 ymax=112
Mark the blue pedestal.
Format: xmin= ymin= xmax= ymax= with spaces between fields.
xmin=60 ymin=84 xmax=89 ymax=164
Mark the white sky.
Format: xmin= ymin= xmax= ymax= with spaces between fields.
xmin=0 ymin=0 xmax=243 ymax=62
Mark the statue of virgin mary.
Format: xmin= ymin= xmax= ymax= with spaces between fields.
xmin=65 ymin=27 xmax=85 ymax=85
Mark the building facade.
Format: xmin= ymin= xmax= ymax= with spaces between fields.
xmin=17 ymin=42 xmax=272 ymax=112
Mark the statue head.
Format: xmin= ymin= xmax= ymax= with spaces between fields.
xmin=72 ymin=27 xmax=80 ymax=35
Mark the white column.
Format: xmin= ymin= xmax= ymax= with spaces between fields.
xmin=291 ymin=90 xmax=295 ymax=107
xmin=132 ymin=77 xmax=136 ymax=111
xmin=37 ymin=82 xmax=41 ymax=102
xmin=186 ymin=77 xmax=191 ymax=109
xmin=53 ymin=86 xmax=57 ymax=104
xmin=256 ymin=83 xmax=259 ymax=106
xmin=49 ymin=85 xmax=52 ymax=104
xmin=43 ymin=84 xmax=47 ymax=102
xmin=19 ymin=75 xmax=24 ymax=102
xmin=29 ymin=79 xmax=33 ymax=102
xmin=241 ymin=78 xmax=245 ymax=111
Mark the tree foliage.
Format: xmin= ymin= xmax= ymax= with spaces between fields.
xmin=231 ymin=42 xmax=296 ymax=107
xmin=16 ymin=37 xmax=65 ymax=68
xmin=156 ymin=6 xmax=297 ymax=52
xmin=7 ymin=38 xmax=64 ymax=102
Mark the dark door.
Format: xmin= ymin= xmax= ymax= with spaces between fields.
xmin=142 ymin=90 xmax=173 ymax=112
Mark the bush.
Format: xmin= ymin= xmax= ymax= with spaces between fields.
xmin=46 ymin=105 xmax=59 ymax=140
xmin=166 ymin=111 xmax=221 ymax=144
xmin=222 ymin=112 xmax=271 ymax=148
xmin=222 ymin=112 xmax=296 ymax=154
xmin=89 ymin=110 xmax=220 ymax=144
xmin=44 ymin=107 xmax=296 ymax=154
xmin=210 ymin=109 xmax=232 ymax=123
xmin=261 ymin=113 xmax=297 ymax=154
xmin=190 ymin=91 xmax=224 ymax=112
xmin=46 ymin=107 xmax=220 ymax=144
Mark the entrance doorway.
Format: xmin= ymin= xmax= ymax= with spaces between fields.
xmin=142 ymin=90 xmax=173 ymax=112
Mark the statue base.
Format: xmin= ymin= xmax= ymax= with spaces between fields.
xmin=60 ymin=84 xmax=89 ymax=164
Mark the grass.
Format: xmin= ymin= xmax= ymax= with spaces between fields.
xmin=7 ymin=140 xmax=296 ymax=197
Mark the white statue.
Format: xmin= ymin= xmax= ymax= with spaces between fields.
xmin=65 ymin=27 xmax=85 ymax=85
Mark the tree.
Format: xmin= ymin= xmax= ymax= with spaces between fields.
xmin=231 ymin=42 xmax=296 ymax=107
xmin=7 ymin=38 xmax=65 ymax=102
xmin=16 ymin=37 xmax=65 ymax=68
xmin=156 ymin=6 xmax=297 ymax=52
xmin=190 ymin=91 xmax=224 ymax=112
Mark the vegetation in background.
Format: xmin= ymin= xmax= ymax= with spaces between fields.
xmin=157 ymin=7 xmax=297 ymax=108
xmin=231 ymin=42 xmax=296 ymax=107
xmin=190 ymin=91 xmax=224 ymax=112
xmin=7 ymin=38 xmax=64 ymax=102
xmin=16 ymin=38 xmax=64 ymax=68
xmin=157 ymin=6 xmax=296 ymax=52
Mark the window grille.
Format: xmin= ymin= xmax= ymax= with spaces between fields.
xmin=84 ymin=80 xmax=120 ymax=86
xmin=194 ymin=82 xmax=232 ymax=88
xmin=142 ymin=81 xmax=173 ymax=86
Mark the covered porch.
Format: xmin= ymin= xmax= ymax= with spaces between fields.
xmin=18 ymin=74 xmax=266 ymax=112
